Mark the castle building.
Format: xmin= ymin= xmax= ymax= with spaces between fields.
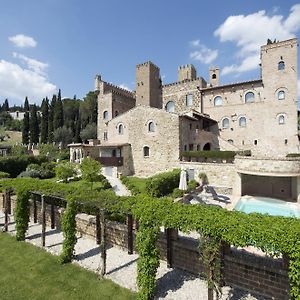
xmin=69 ymin=38 xmax=300 ymax=197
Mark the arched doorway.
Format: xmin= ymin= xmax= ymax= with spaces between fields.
xmin=203 ymin=143 xmax=211 ymax=151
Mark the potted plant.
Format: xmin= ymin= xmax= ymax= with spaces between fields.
xmin=198 ymin=172 xmax=208 ymax=186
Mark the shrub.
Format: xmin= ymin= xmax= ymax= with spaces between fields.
xmin=18 ymin=169 xmax=40 ymax=178
xmin=187 ymin=179 xmax=198 ymax=192
xmin=0 ymin=171 xmax=10 ymax=179
xmin=198 ymin=173 xmax=208 ymax=185
xmin=145 ymin=169 xmax=180 ymax=197
xmin=0 ymin=155 xmax=48 ymax=178
xmin=286 ymin=153 xmax=300 ymax=157
xmin=172 ymin=188 xmax=185 ymax=198
xmin=55 ymin=162 xmax=77 ymax=183
xmin=17 ymin=162 xmax=56 ymax=179
xmin=80 ymin=157 xmax=102 ymax=190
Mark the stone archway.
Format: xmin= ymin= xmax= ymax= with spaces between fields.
xmin=203 ymin=143 xmax=211 ymax=151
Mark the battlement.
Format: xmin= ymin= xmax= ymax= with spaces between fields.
xmin=136 ymin=61 xmax=160 ymax=70
xmin=178 ymin=64 xmax=196 ymax=70
xmin=261 ymin=38 xmax=298 ymax=51
xmin=103 ymin=81 xmax=135 ymax=98
xmin=163 ymin=77 xmax=205 ymax=88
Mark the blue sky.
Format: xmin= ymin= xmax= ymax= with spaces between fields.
xmin=0 ymin=0 xmax=299 ymax=106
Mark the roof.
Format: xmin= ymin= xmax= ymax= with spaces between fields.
xmin=98 ymin=143 xmax=130 ymax=148
xmin=180 ymin=109 xmax=217 ymax=123
xmin=67 ymin=143 xmax=97 ymax=148
xmin=201 ymin=79 xmax=262 ymax=92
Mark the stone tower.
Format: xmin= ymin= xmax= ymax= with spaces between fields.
xmin=178 ymin=64 xmax=197 ymax=81
xmin=95 ymin=74 xmax=102 ymax=91
xmin=135 ymin=61 xmax=162 ymax=108
xmin=209 ymin=67 xmax=220 ymax=87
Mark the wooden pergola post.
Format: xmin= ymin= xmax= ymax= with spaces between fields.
xmin=127 ymin=213 xmax=133 ymax=255
xmin=33 ymin=195 xmax=37 ymax=223
xmin=95 ymin=208 xmax=101 ymax=245
xmin=50 ymin=201 xmax=55 ymax=230
xmin=3 ymin=190 xmax=8 ymax=232
xmin=99 ymin=209 xmax=107 ymax=277
xmin=166 ymin=228 xmax=173 ymax=268
xmin=41 ymin=195 xmax=46 ymax=247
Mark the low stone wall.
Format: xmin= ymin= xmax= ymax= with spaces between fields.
xmin=1 ymin=194 xmax=290 ymax=299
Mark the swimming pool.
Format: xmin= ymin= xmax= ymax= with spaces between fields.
xmin=234 ymin=196 xmax=300 ymax=218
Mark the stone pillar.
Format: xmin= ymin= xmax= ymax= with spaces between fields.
xmin=232 ymin=172 xmax=242 ymax=197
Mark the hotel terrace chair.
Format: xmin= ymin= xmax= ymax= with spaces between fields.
xmin=205 ymin=186 xmax=231 ymax=204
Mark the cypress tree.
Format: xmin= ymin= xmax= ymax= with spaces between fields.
xmin=29 ymin=104 xmax=39 ymax=144
xmin=74 ymin=117 xmax=82 ymax=143
xmin=40 ymin=98 xmax=49 ymax=144
xmin=48 ymin=94 xmax=56 ymax=143
xmin=2 ymin=99 xmax=9 ymax=111
xmin=22 ymin=97 xmax=30 ymax=145
xmin=53 ymin=89 xmax=64 ymax=130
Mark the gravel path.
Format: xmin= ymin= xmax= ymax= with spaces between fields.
xmin=0 ymin=213 xmax=266 ymax=300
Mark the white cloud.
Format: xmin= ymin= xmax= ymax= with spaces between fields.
xmin=189 ymin=42 xmax=218 ymax=65
xmin=0 ymin=60 xmax=56 ymax=104
xmin=13 ymin=52 xmax=48 ymax=75
xmin=8 ymin=34 xmax=37 ymax=48
xmin=118 ymin=84 xmax=130 ymax=91
xmin=215 ymin=4 xmax=300 ymax=75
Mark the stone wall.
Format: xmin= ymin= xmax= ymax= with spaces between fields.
xmin=180 ymin=161 xmax=237 ymax=189
xmin=1 ymin=195 xmax=290 ymax=299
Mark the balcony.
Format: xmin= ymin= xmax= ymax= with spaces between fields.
xmin=96 ymin=157 xmax=123 ymax=167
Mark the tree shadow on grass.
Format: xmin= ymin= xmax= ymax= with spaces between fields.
xmin=155 ymin=268 xmax=196 ymax=298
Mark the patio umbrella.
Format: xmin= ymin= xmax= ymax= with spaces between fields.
xmin=179 ymin=169 xmax=187 ymax=191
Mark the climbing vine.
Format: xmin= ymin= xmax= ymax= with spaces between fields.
xmin=60 ymin=198 xmax=77 ymax=263
xmin=15 ymin=188 xmax=30 ymax=241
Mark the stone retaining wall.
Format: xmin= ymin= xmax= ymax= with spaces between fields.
xmin=1 ymin=195 xmax=289 ymax=299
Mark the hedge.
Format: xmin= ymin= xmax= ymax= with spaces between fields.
xmin=286 ymin=153 xmax=300 ymax=157
xmin=0 ymin=155 xmax=48 ymax=178
xmin=182 ymin=150 xmax=251 ymax=160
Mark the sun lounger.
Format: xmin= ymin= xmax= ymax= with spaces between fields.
xmin=204 ymin=186 xmax=231 ymax=204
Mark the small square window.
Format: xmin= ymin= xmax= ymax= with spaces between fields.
xmin=254 ymin=139 xmax=258 ymax=145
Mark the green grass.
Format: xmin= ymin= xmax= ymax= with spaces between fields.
xmin=121 ymin=176 xmax=148 ymax=195
xmin=0 ymin=130 xmax=22 ymax=146
xmin=0 ymin=233 xmax=136 ymax=300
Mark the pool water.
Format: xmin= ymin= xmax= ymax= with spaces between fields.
xmin=234 ymin=196 xmax=300 ymax=218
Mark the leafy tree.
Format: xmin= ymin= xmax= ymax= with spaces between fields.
xmin=0 ymin=111 xmax=13 ymax=127
xmin=80 ymin=122 xmax=97 ymax=142
xmin=48 ymin=94 xmax=56 ymax=143
xmin=80 ymin=157 xmax=102 ymax=190
xmin=53 ymin=89 xmax=64 ymax=130
xmin=22 ymin=97 xmax=30 ymax=145
xmin=74 ymin=117 xmax=82 ymax=143
xmin=63 ymin=98 xmax=80 ymax=129
xmin=40 ymin=98 xmax=49 ymax=144
xmin=53 ymin=125 xmax=73 ymax=147
xmin=55 ymin=161 xmax=76 ymax=183
xmin=29 ymin=104 xmax=39 ymax=144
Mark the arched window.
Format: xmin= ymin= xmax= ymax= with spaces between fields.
xmin=212 ymin=74 xmax=216 ymax=79
xmin=118 ymin=124 xmax=124 ymax=135
xmin=278 ymin=61 xmax=285 ymax=70
xmin=203 ymin=143 xmax=211 ymax=151
xmin=228 ymin=139 xmax=234 ymax=145
xmin=165 ymin=101 xmax=175 ymax=112
xmin=143 ymin=146 xmax=150 ymax=157
xmin=148 ymin=121 xmax=155 ymax=132
xmin=222 ymin=118 xmax=229 ymax=129
xmin=103 ymin=110 xmax=108 ymax=120
xmin=278 ymin=90 xmax=285 ymax=100
xmin=245 ymin=92 xmax=255 ymax=103
xmin=278 ymin=115 xmax=285 ymax=125
xmin=186 ymin=94 xmax=193 ymax=106
xmin=196 ymin=144 xmax=201 ymax=151
xmin=239 ymin=116 xmax=246 ymax=127
xmin=214 ymin=96 xmax=222 ymax=106
xmin=115 ymin=110 xmax=119 ymax=117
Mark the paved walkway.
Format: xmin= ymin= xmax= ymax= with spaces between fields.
xmin=0 ymin=213 xmax=265 ymax=300
xmin=104 ymin=175 xmax=131 ymax=196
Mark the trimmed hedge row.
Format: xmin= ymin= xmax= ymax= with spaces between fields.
xmin=286 ymin=153 xmax=300 ymax=157
xmin=145 ymin=169 xmax=181 ymax=197
xmin=182 ymin=150 xmax=251 ymax=160
xmin=0 ymin=155 xmax=48 ymax=178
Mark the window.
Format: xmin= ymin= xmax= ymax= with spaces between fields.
xmin=254 ymin=139 xmax=258 ymax=145
xmin=212 ymin=74 xmax=216 ymax=79
xmin=197 ymin=144 xmax=201 ymax=151
xmin=278 ymin=61 xmax=285 ymax=70
xmin=284 ymin=139 xmax=288 ymax=145
xmin=143 ymin=146 xmax=150 ymax=157
xmin=184 ymin=145 xmax=187 ymax=151
xmin=118 ymin=124 xmax=124 ymax=134
xmin=186 ymin=94 xmax=193 ymax=106
xmin=104 ymin=131 xmax=108 ymax=141
xmin=214 ymin=96 xmax=222 ymax=106
xmin=189 ymin=144 xmax=193 ymax=151
xmin=228 ymin=139 xmax=234 ymax=145
xmin=245 ymin=92 xmax=255 ymax=103
xmin=278 ymin=90 xmax=285 ymax=100
xmin=115 ymin=110 xmax=119 ymax=117
xmin=222 ymin=118 xmax=229 ymax=129
xmin=278 ymin=115 xmax=285 ymax=125
xmin=239 ymin=116 xmax=246 ymax=127
xmin=189 ymin=123 xmax=192 ymax=130
xmin=148 ymin=121 xmax=155 ymax=132
xmin=165 ymin=101 xmax=175 ymax=112
xmin=103 ymin=110 xmax=108 ymax=120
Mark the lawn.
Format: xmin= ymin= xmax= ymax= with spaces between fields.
xmin=0 ymin=130 xmax=22 ymax=146
xmin=0 ymin=233 xmax=136 ymax=300
xmin=121 ymin=176 xmax=148 ymax=195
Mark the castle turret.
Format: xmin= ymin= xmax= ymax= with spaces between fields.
xmin=178 ymin=64 xmax=197 ymax=81
xmin=136 ymin=61 xmax=162 ymax=108
xmin=95 ymin=74 xmax=102 ymax=91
